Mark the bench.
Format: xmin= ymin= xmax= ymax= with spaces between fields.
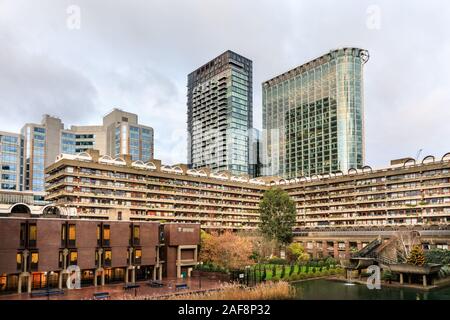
xmin=93 ymin=292 xmax=110 ymax=300
xmin=30 ymin=289 xmax=64 ymax=298
xmin=147 ymin=280 xmax=164 ymax=288
xmin=175 ymin=283 xmax=189 ymax=290
xmin=123 ymin=284 xmax=140 ymax=290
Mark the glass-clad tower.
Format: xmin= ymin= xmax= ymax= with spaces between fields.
xmin=187 ymin=50 xmax=253 ymax=175
xmin=0 ymin=131 xmax=23 ymax=191
xmin=262 ymin=48 xmax=368 ymax=178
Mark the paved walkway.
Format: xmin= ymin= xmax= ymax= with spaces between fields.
xmin=0 ymin=277 xmax=224 ymax=300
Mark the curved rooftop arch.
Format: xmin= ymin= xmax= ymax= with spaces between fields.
xmin=362 ymin=165 xmax=373 ymax=173
xmin=42 ymin=205 xmax=60 ymax=215
xmin=76 ymin=152 xmax=92 ymax=159
xmin=171 ymin=166 xmax=184 ymax=174
xmin=348 ymin=168 xmax=358 ymax=175
xmin=144 ymin=162 xmax=157 ymax=170
xmin=9 ymin=203 xmax=31 ymax=214
xmin=441 ymin=152 xmax=450 ymax=162
xmin=422 ymin=155 xmax=435 ymax=164
xmin=403 ymin=158 xmax=416 ymax=167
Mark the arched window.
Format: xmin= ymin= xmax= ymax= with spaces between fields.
xmin=10 ymin=203 xmax=31 ymax=214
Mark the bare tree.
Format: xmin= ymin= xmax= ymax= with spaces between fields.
xmin=395 ymin=231 xmax=421 ymax=263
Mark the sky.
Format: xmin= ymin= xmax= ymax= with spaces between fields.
xmin=1 ymin=0 xmax=450 ymax=168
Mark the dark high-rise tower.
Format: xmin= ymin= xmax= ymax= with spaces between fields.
xmin=187 ymin=50 xmax=253 ymax=175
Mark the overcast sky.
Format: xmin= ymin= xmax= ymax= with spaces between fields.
xmin=1 ymin=0 xmax=450 ymax=168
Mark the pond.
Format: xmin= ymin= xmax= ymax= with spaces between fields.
xmin=292 ymin=279 xmax=450 ymax=300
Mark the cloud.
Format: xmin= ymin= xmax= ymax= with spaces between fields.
xmin=0 ymin=28 xmax=98 ymax=130
xmin=0 ymin=0 xmax=450 ymax=167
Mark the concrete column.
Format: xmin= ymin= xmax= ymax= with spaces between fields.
xmin=345 ymin=241 xmax=350 ymax=258
xmin=18 ymin=276 xmax=22 ymax=294
xmin=322 ymin=241 xmax=327 ymax=257
xmin=125 ymin=268 xmax=129 ymax=284
xmin=400 ymin=273 xmax=403 ymax=284
xmin=312 ymin=241 xmax=317 ymax=259
xmin=158 ymin=266 xmax=162 ymax=281
xmin=333 ymin=241 xmax=339 ymax=259
xmin=177 ymin=246 xmax=181 ymax=278
xmin=58 ymin=272 xmax=63 ymax=289
xmin=408 ymin=274 xmax=412 ymax=284
xmin=101 ymin=272 xmax=105 ymax=286
xmin=131 ymin=268 xmax=136 ymax=283
xmin=94 ymin=271 xmax=97 ymax=287
xmin=423 ymin=275 xmax=427 ymax=287
xmin=152 ymin=266 xmax=157 ymax=281
xmin=27 ymin=275 xmax=32 ymax=293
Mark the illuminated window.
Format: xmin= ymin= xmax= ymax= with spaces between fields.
xmin=16 ymin=252 xmax=22 ymax=270
xmin=30 ymin=252 xmax=39 ymax=270
xmin=59 ymin=251 xmax=64 ymax=268
xmin=69 ymin=251 xmax=78 ymax=264
xmin=31 ymin=252 xmax=39 ymax=263
xmin=104 ymin=250 xmax=112 ymax=267
xmin=96 ymin=225 xmax=101 ymax=245
xmin=68 ymin=225 xmax=76 ymax=242
xmin=29 ymin=224 xmax=37 ymax=247
xmin=133 ymin=226 xmax=140 ymax=240
xmin=135 ymin=249 xmax=142 ymax=261
xmin=61 ymin=224 xmax=66 ymax=241
xmin=29 ymin=225 xmax=37 ymax=240
xmin=103 ymin=226 xmax=110 ymax=240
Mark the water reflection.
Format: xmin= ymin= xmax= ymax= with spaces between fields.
xmin=292 ymin=279 xmax=450 ymax=300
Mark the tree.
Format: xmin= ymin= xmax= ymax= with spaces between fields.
xmin=395 ymin=231 xmax=421 ymax=263
xmin=259 ymin=187 xmax=297 ymax=245
xmin=425 ymin=249 xmax=450 ymax=265
xmin=407 ymin=245 xmax=426 ymax=266
xmin=286 ymin=243 xmax=310 ymax=263
xmin=199 ymin=231 xmax=253 ymax=270
xmin=250 ymin=233 xmax=278 ymax=262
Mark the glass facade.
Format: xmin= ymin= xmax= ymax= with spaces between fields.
xmin=61 ymin=132 xmax=76 ymax=154
xmin=187 ymin=50 xmax=253 ymax=176
xmin=75 ymin=134 xmax=95 ymax=153
xmin=0 ymin=133 xmax=22 ymax=191
xmin=263 ymin=48 xmax=368 ymax=178
xmin=113 ymin=124 xmax=153 ymax=162
xmin=31 ymin=127 xmax=46 ymax=191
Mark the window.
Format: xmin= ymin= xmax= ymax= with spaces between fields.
xmin=104 ymin=250 xmax=112 ymax=267
xmin=30 ymin=252 xmax=39 ymax=271
xmin=68 ymin=224 xmax=76 ymax=246
xmin=134 ymin=249 xmax=142 ymax=265
xmin=69 ymin=251 xmax=78 ymax=266
xmin=16 ymin=252 xmax=22 ymax=271
xmin=59 ymin=251 xmax=64 ymax=269
xmin=20 ymin=223 xmax=26 ymax=247
xmin=103 ymin=225 xmax=110 ymax=246
xmin=131 ymin=225 xmax=140 ymax=245
xmin=61 ymin=224 xmax=66 ymax=246
xmin=96 ymin=225 xmax=101 ymax=246
xmin=29 ymin=224 xmax=37 ymax=247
